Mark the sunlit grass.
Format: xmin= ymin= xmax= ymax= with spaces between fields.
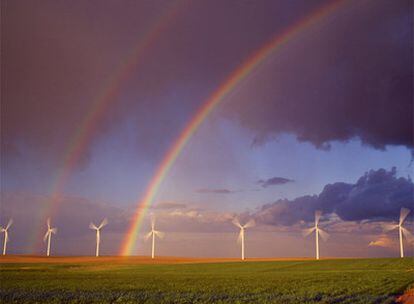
xmin=1 ymin=258 xmax=413 ymax=303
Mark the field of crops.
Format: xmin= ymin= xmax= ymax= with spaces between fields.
xmin=0 ymin=257 xmax=413 ymax=303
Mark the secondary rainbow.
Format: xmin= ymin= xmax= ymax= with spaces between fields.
xmin=120 ymin=0 xmax=347 ymax=255
xmin=29 ymin=1 xmax=184 ymax=253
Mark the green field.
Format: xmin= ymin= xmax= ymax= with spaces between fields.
xmin=1 ymin=258 xmax=413 ymax=303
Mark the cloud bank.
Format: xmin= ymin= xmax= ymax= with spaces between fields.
xmin=255 ymin=167 xmax=413 ymax=226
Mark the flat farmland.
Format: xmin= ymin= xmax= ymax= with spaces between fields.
xmin=0 ymin=256 xmax=413 ymax=303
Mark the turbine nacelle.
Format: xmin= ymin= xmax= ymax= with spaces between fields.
xmin=1 ymin=219 xmax=13 ymax=255
xmin=145 ymin=230 xmax=165 ymax=240
xmin=383 ymin=207 xmax=412 ymax=258
xmin=383 ymin=208 xmax=412 ymax=237
xmin=144 ymin=217 xmax=165 ymax=240
xmin=232 ymin=218 xmax=255 ymax=230
xmin=303 ymin=211 xmax=329 ymax=260
xmin=232 ymin=218 xmax=255 ymax=260
xmin=43 ymin=218 xmax=57 ymax=256
xmin=145 ymin=217 xmax=164 ymax=259
xmin=89 ymin=218 xmax=108 ymax=231
xmin=89 ymin=218 xmax=107 ymax=257
xmin=0 ymin=219 xmax=13 ymax=232
xmin=43 ymin=218 xmax=57 ymax=242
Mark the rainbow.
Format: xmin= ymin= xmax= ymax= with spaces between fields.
xmin=29 ymin=1 xmax=185 ymax=253
xmin=120 ymin=0 xmax=347 ymax=255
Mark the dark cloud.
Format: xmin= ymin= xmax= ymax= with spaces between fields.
xmin=255 ymin=167 xmax=414 ymax=226
xmin=196 ymin=188 xmax=236 ymax=194
xmin=225 ymin=0 xmax=413 ymax=151
xmin=3 ymin=0 xmax=410 ymax=181
xmin=257 ymin=177 xmax=293 ymax=188
xmin=1 ymin=0 xmax=322 ymax=169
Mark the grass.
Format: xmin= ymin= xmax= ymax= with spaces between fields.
xmin=0 ymin=257 xmax=413 ymax=303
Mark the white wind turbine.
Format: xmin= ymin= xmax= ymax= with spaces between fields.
xmin=89 ymin=218 xmax=107 ymax=257
xmin=145 ymin=217 xmax=164 ymax=259
xmin=303 ymin=211 xmax=329 ymax=260
xmin=232 ymin=218 xmax=255 ymax=260
xmin=1 ymin=219 xmax=13 ymax=255
xmin=384 ymin=207 xmax=412 ymax=258
xmin=43 ymin=218 xmax=57 ymax=257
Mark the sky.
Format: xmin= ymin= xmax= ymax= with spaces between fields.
xmin=1 ymin=0 xmax=413 ymax=258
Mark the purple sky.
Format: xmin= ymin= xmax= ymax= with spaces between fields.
xmin=1 ymin=0 xmax=413 ymax=257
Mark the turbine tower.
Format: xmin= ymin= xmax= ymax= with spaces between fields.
xmin=43 ymin=218 xmax=57 ymax=257
xmin=89 ymin=218 xmax=107 ymax=257
xmin=384 ymin=207 xmax=412 ymax=258
xmin=1 ymin=219 xmax=13 ymax=255
xmin=303 ymin=211 xmax=329 ymax=260
xmin=145 ymin=217 xmax=164 ymax=259
xmin=232 ymin=218 xmax=255 ymax=260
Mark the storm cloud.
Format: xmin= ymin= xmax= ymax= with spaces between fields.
xmin=1 ymin=0 xmax=323 ymax=167
xmin=255 ymin=167 xmax=414 ymax=226
xmin=3 ymin=0 xmax=411 ymax=172
xmin=225 ymin=0 xmax=413 ymax=151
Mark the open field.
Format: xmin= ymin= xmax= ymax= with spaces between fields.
xmin=0 ymin=256 xmax=413 ymax=304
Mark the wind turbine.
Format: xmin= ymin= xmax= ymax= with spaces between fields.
xmin=89 ymin=218 xmax=107 ymax=257
xmin=1 ymin=219 xmax=13 ymax=255
xmin=384 ymin=207 xmax=412 ymax=258
xmin=303 ymin=210 xmax=329 ymax=260
xmin=43 ymin=218 xmax=57 ymax=257
xmin=232 ymin=218 xmax=255 ymax=260
xmin=145 ymin=217 xmax=164 ymax=259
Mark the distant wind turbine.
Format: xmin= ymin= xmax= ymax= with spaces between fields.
xmin=89 ymin=218 xmax=107 ymax=257
xmin=1 ymin=219 xmax=13 ymax=255
xmin=145 ymin=217 xmax=164 ymax=259
xmin=232 ymin=218 xmax=255 ymax=260
xmin=384 ymin=207 xmax=412 ymax=258
xmin=303 ymin=211 xmax=329 ymax=260
xmin=43 ymin=218 xmax=57 ymax=257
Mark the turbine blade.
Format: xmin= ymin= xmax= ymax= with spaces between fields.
xmin=400 ymin=207 xmax=410 ymax=225
xmin=237 ymin=230 xmax=243 ymax=243
xmin=0 ymin=228 xmax=5 ymax=232
xmin=98 ymin=218 xmax=108 ymax=229
xmin=151 ymin=217 xmax=155 ymax=231
xmin=89 ymin=223 xmax=98 ymax=230
xmin=232 ymin=218 xmax=242 ymax=228
xmin=47 ymin=218 xmax=51 ymax=229
xmin=51 ymin=228 xmax=57 ymax=234
xmin=383 ymin=223 xmax=398 ymax=232
xmin=6 ymin=219 xmax=13 ymax=230
xmin=155 ymin=231 xmax=165 ymax=239
xmin=319 ymin=228 xmax=330 ymax=241
xmin=43 ymin=231 xmax=49 ymax=242
xmin=303 ymin=227 xmax=315 ymax=237
xmin=244 ymin=219 xmax=256 ymax=229
xmin=144 ymin=231 xmax=153 ymax=240
xmin=401 ymin=227 xmax=414 ymax=241
xmin=315 ymin=210 xmax=322 ymax=226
